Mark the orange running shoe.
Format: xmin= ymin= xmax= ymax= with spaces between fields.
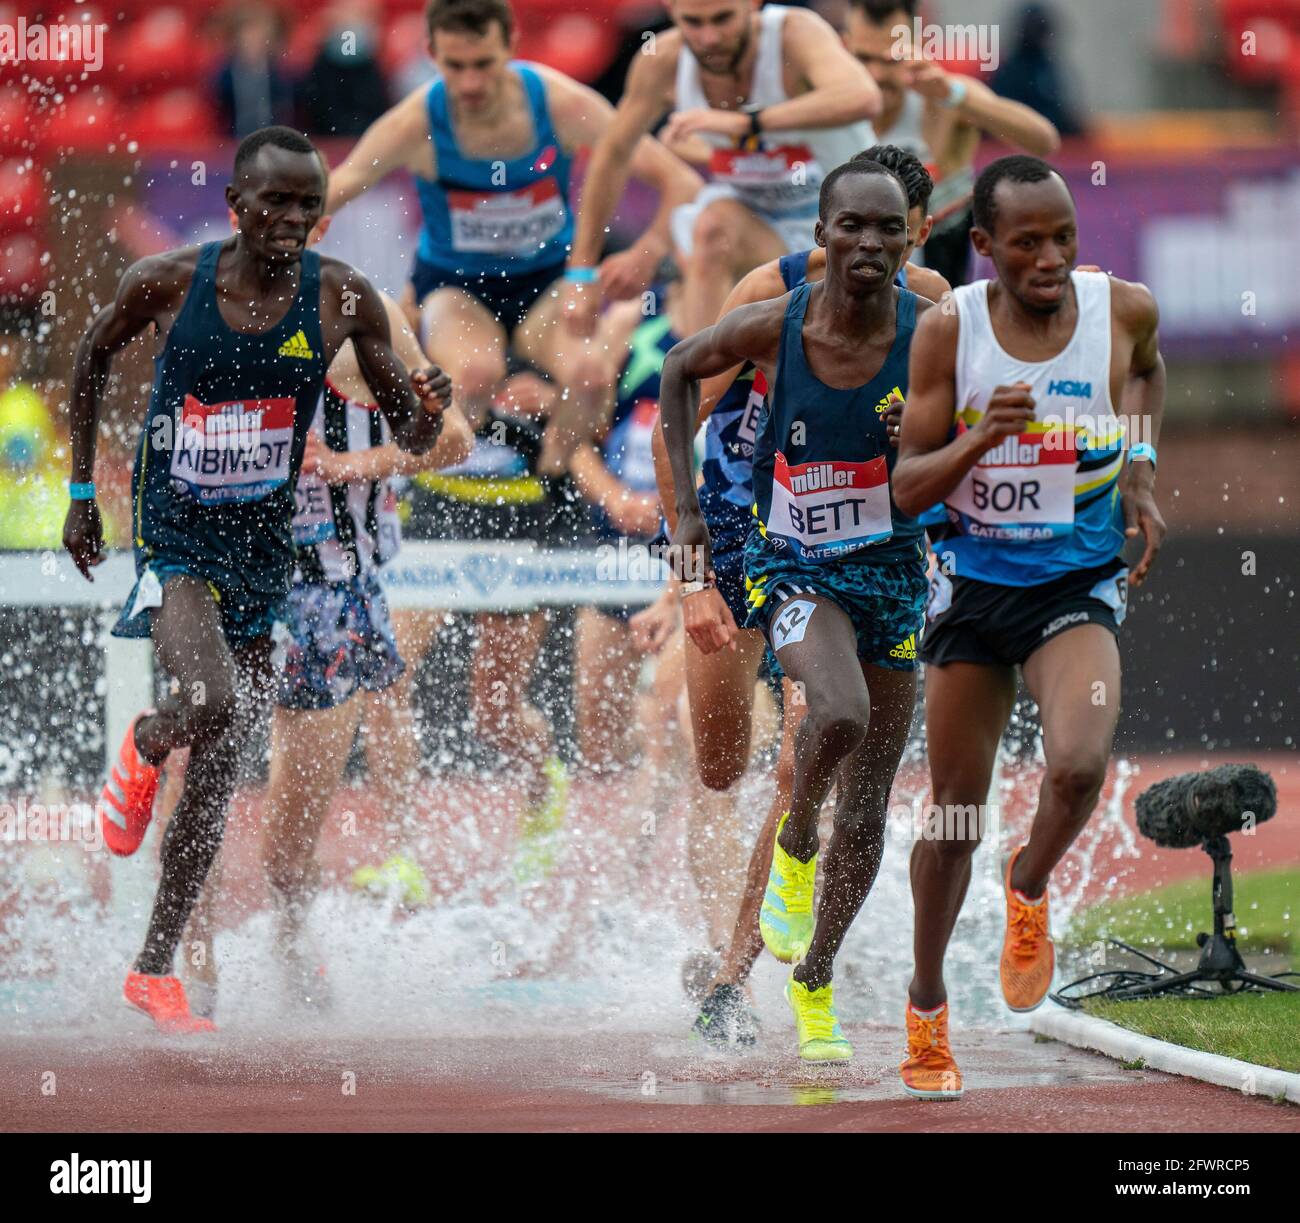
xmin=899 ymin=1001 xmax=963 ymax=1100
xmin=1000 ymin=844 xmax=1055 ymax=1011
xmin=123 ymin=972 xmax=216 ymax=1033
xmin=99 ymin=713 xmax=162 ymax=857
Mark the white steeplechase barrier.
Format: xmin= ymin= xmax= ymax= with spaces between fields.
xmin=0 ymin=545 xmax=669 ymax=770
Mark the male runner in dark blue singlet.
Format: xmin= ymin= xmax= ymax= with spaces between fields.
xmin=62 ymin=127 xmax=453 ymax=1032
xmin=660 ymin=160 xmax=932 ymax=1062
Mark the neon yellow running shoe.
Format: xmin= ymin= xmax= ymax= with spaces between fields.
xmin=512 ymin=756 xmax=569 ymax=885
xmin=759 ymin=811 xmax=816 ymax=963
xmin=351 ymin=854 xmax=431 ymax=908
xmin=785 ymin=975 xmax=853 ymax=1063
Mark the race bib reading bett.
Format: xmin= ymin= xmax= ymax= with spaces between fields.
xmin=448 ymin=178 xmax=566 ymax=255
xmin=170 ymin=394 xmax=297 ymax=506
xmin=767 ymin=452 xmax=892 ymax=562
xmin=946 ymin=425 xmax=1077 ymax=541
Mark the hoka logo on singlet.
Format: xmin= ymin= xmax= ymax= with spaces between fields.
xmin=1047 ymin=379 xmax=1092 ymax=397
xmin=278 ymin=330 xmax=315 ymax=360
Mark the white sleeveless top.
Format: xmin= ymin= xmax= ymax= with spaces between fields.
xmin=674 ymin=4 xmax=874 ymax=219
xmin=878 ymin=89 xmax=973 ymax=230
xmin=945 ymin=271 xmax=1117 ymax=550
xmin=291 ymin=382 xmax=402 ymax=585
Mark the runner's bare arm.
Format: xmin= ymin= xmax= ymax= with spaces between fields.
xmin=905 ymin=261 xmax=951 ymax=304
xmin=325 ymin=87 xmax=431 ymax=214
xmin=327 ymin=265 xmax=450 ymax=456
xmin=544 ymin=67 xmax=701 ymax=272
xmin=912 ymin=64 xmax=1060 ymax=157
xmin=652 ymin=260 xmax=787 ymax=531
xmin=662 ymin=9 xmax=881 ymax=145
xmin=567 ymin=50 xmax=677 ymax=270
xmin=1113 ymin=277 xmax=1166 ymax=586
xmin=659 ymin=299 xmax=784 ymax=529
xmin=314 ymin=297 xmax=472 ymax=483
xmin=893 ymin=303 xmax=1033 ymax=515
xmin=63 ymin=253 xmax=192 ymax=578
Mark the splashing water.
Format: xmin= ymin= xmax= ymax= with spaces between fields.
xmin=1 ymin=695 xmax=1148 ymax=1042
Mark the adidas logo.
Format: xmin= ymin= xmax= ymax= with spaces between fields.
xmin=278 ymin=329 xmax=314 ymax=360
xmin=889 ymin=632 xmax=917 ymax=660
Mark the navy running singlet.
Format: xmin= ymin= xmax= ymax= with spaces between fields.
xmin=129 ymin=241 xmax=327 ymax=606
xmin=752 ymin=281 xmax=923 ymax=566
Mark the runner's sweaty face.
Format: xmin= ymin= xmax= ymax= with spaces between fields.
xmin=816 ymin=172 xmax=910 ymax=294
xmin=671 ymin=0 xmax=754 ymax=76
xmin=844 ymin=7 xmax=913 ymax=113
xmin=973 ymin=174 xmax=1078 ymax=315
xmin=228 ymin=147 xmax=326 ymax=266
xmin=430 ymin=24 xmax=512 ymax=112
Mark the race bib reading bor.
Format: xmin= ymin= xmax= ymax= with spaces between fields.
xmin=448 ymin=178 xmax=566 ymax=255
xmin=709 ymin=144 xmax=821 ymax=214
xmin=766 ymin=452 xmax=892 ymax=562
xmin=946 ymin=423 xmax=1076 ymax=541
xmin=170 ymin=394 xmax=297 ymax=506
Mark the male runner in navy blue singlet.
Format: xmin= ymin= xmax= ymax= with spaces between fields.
xmin=62 ymin=127 xmax=454 ymax=1032
xmin=660 ymin=160 xmax=932 ymax=1062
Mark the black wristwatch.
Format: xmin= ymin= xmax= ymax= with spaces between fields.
xmin=743 ymin=103 xmax=764 ymax=138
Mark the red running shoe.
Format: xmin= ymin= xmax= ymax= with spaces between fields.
xmin=99 ymin=712 xmax=162 ymax=857
xmin=123 ymin=972 xmax=216 ymax=1034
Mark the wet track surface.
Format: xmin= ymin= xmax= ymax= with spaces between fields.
xmin=4 ymin=1028 xmax=1298 ymax=1132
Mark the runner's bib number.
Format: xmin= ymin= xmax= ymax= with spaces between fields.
xmin=766 ymin=452 xmax=892 ymax=562
xmin=447 ymin=178 xmax=566 ymax=255
xmin=291 ymin=472 xmax=335 ymax=545
xmin=171 ymin=394 xmax=296 ymax=505
xmin=709 ymin=145 xmax=822 ymax=215
xmin=946 ymin=426 xmax=1076 ymax=541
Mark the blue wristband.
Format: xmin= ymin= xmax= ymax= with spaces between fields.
xmin=69 ymin=481 xmax=96 ymax=501
xmin=564 ymin=266 xmax=598 ymax=284
xmin=1128 ymin=442 xmax=1157 ymax=469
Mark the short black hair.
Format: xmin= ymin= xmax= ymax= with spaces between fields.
xmin=425 ymin=0 xmax=514 ymax=43
xmin=972 ymin=155 xmax=1070 ymax=233
xmin=853 ymin=145 xmax=933 ymax=214
xmin=233 ymin=126 xmax=320 ymax=182
xmin=850 ymin=0 xmax=919 ymax=24
xmin=818 ymin=158 xmax=908 ymax=222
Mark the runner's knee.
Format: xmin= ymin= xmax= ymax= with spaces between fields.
xmin=458 ymin=356 xmax=505 ymax=402
xmin=806 ymin=698 xmax=869 ymax=760
xmin=697 ymin=747 xmax=745 ymax=793
xmin=1045 ymin=754 xmax=1108 ymax=812
xmin=691 ymin=202 xmax=739 ymax=267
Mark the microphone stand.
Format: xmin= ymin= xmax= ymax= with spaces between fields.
xmin=1052 ymin=836 xmax=1300 ymax=1006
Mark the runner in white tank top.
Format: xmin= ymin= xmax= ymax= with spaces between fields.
xmin=891 ymin=157 xmax=1166 ymax=1099
xmin=569 ymin=0 xmax=884 ymax=334
xmin=844 ymin=0 xmax=1061 ymax=286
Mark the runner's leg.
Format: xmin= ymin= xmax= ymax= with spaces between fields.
xmin=908 ymin=660 xmax=1016 ymax=1009
xmin=683 ymin=198 xmax=787 ymax=335
xmin=361 ymin=608 xmax=443 ymax=817
xmin=1017 ymin=624 xmax=1122 ymax=897
xmin=421 ymin=287 xmax=508 ymax=425
xmin=133 ymin=578 xmax=273 ymax=975
xmin=469 ymin=610 xmax=553 ymax=807
xmin=795 ymin=662 xmax=916 ymax=991
xmin=264 ymin=698 xmax=364 ymax=966
xmin=714 ymin=677 xmax=804 ymax=987
xmin=573 ymin=607 xmax=642 ymax=774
